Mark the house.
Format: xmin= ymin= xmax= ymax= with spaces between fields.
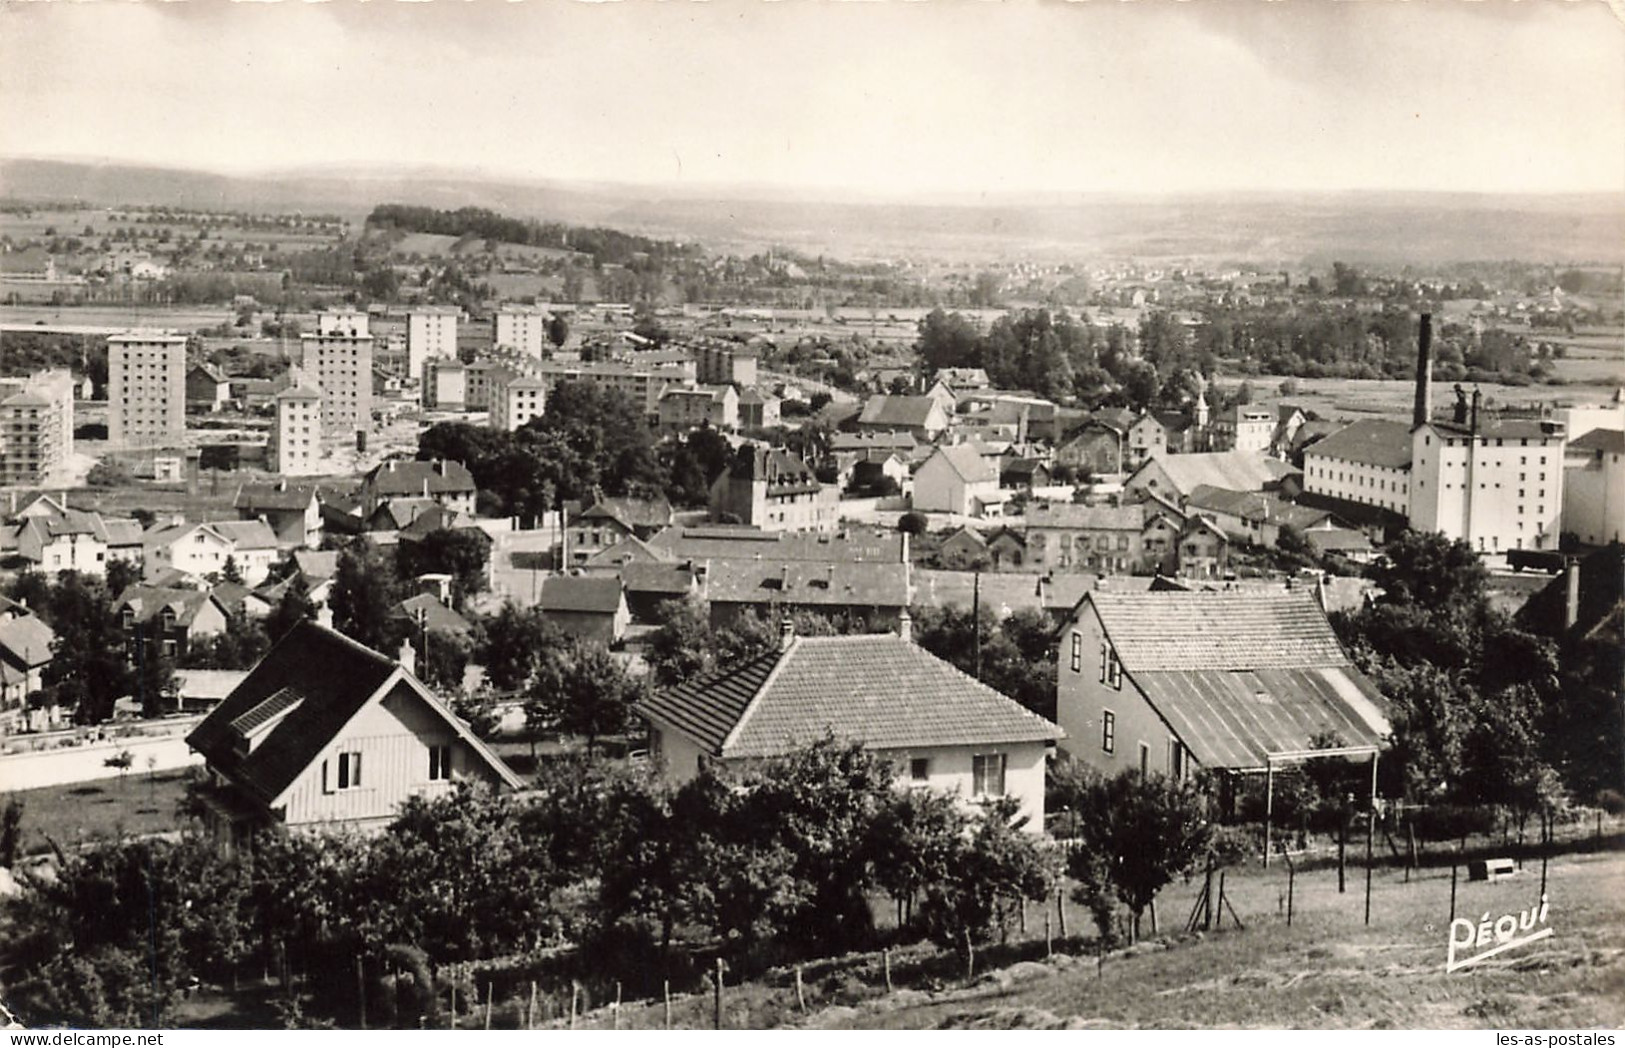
xmin=846 ymin=449 xmax=911 ymax=496
xmin=986 ymin=526 xmax=1028 ymax=570
xmin=700 ymin=559 xmax=911 ymax=630
xmin=1210 ymin=405 xmax=1276 ymax=453
xmin=360 ymin=459 xmax=478 ymax=517
xmin=933 ymin=367 xmax=991 ymax=392
xmin=1124 ymin=451 xmax=1300 ymax=503
xmin=0 ymin=499 xmax=111 ymax=576
xmin=1126 ymin=414 xmax=1167 ymax=467
xmin=1184 ymin=485 xmax=1340 ymax=549
xmin=1272 ymin=405 xmax=1310 ymax=457
xmin=1025 ymin=503 xmax=1148 ymax=574
xmin=619 ymin=562 xmax=702 ymax=621
xmin=1056 ymin=422 xmax=1125 ymax=476
xmin=233 ymin=482 xmax=323 ymax=550
xmin=540 ymin=575 xmax=631 ymax=645
xmin=388 ymin=593 xmax=474 ymax=639
xmin=1514 ymin=544 xmax=1624 ymax=645
xmin=1000 ymin=457 xmax=1052 ymax=491
xmin=913 ymin=444 xmax=1004 ymax=517
xmin=0 ymin=614 xmax=55 ymax=731
xmin=1174 ymin=517 xmax=1230 ymax=578
xmin=1054 ymin=591 xmax=1391 ymax=790
xmin=185 ymin=621 xmax=523 ymax=844
xmin=1155 ymin=411 xmax=1199 ymax=454
xmin=636 ymin=623 xmax=1063 ymax=831
xmin=186 ymin=364 xmax=233 ymax=412
xmin=144 ymin=520 xmax=280 ymax=586
xmin=645 ymin=524 xmax=905 ymax=564
xmin=737 ymin=388 xmax=781 ymax=430
xmin=856 ymin=395 xmax=950 ymax=442
xmin=210 ymin=582 xmax=274 ymax=621
xmin=1301 ymin=419 xmax=1413 ymax=517
xmin=1305 ymin=527 xmax=1376 ymax=563
xmin=1561 ymin=428 xmax=1623 ymax=546
xmin=830 ymin=431 xmax=923 ymax=465
xmin=938 ymin=526 xmax=989 ymax=570
xmin=709 ymin=447 xmax=838 ymax=533
xmin=172 ymin=669 xmax=251 ymax=714
xmin=1409 ymin=408 xmax=1566 ymax=554
xmin=116 ymin=584 xmax=230 ymax=661
xmin=567 ymin=497 xmax=676 ymax=565
xmin=658 ymin=385 xmax=739 ymax=432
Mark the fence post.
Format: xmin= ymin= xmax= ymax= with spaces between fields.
xmin=450 ymin=981 xmax=458 ymax=1029
xmin=664 ymin=979 xmax=673 ymax=1029
xmin=964 ymin=928 xmax=976 ymax=980
xmin=612 ymin=982 xmax=621 ymax=1030
xmin=1449 ymin=863 xmax=1458 ymax=925
xmin=569 ymin=982 xmax=578 ymax=1030
xmin=1019 ymin=897 xmax=1027 ymax=935
xmin=1056 ymin=886 xmax=1068 ymax=937
xmin=1597 ymin=809 xmax=1604 ymax=850
xmin=527 ymin=981 xmax=537 ymax=1031
xmin=713 ymin=957 xmax=724 ymax=1030
xmin=1338 ymin=815 xmax=1347 ymax=894
xmin=1286 ymin=857 xmax=1295 ymax=927
xmin=1044 ymin=909 xmax=1053 ymax=957
xmin=484 ymin=982 xmax=493 ymax=1030
xmin=793 ymin=968 xmax=805 ymax=1014
xmin=1364 ymin=811 xmax=1375 ymax=926
xmin=883 ymin=948 xmax=893 ymax=993
xmin=356 ymin=956 xmax=366 ymax=1030
xmin=1203 ymin=858 xmax=1215 ymax=931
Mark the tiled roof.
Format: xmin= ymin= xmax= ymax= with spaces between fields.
xmin=638 ymin=634 xmax=1062 ymax=760
xmin=208 ymin=520 xmax=280 ymax=550
xmin=1302 ymin=420 xmax=1413 ymax=470
xmin=703 ymin=559 xmax=910 ymax=609
xmin=101 ymin=518 xmax=144 ymax=547
xmin=0 ymin=616 xmax=55 ymax=667
xmin=116 ymin=585 xmax=222 ymax=627
xmin=1026 ymin=502 xmax=1145 ymax=531
xmin=645 ymin=525 xmax=904 ymax=563
xmin=173 ymin=669 xmax=250 ymax=701
xmin=831 ymin=432 xmax=919 ymax=454
xmin=1571 ymin=428 xmax=1625 ymax=454
xmin=390 ymin=593 xmax=473 ymax=635
xmin=364 ymin=459 xmax=477 ymax=496
xmin=292 ymin=549 xmax=339 ymax=582
xmin=1307 ymin=527 xmax=1374 ymax=553
xmin=1185 ymin=486 xmax=1337 ymax=530
xmin=1087 ymin=591 xmax=1354 ymax=670
xmin=1132 ymin=451 xmax=1297 ymax=496
xmin=620 ymin=562 xmax=698 ymax=596
xmin=859 ymin=395 xmax=942 ymax=429
xmin=234 ymin=483 xmax=319 ymax=512
xmin=187 ymin=621 xmax=521 ymax=804
xmin=541 ymin=575 xmax=625 ymax=614
xmin=1427 ymin=417 xmax=1565 ymax=441
xmin=228 ymin=687 xmax=304 ymax=737
xmin=930 ymin=444 xmax=998 ymax=484
xmin=578 ymin=497 xmax=674 ymax=531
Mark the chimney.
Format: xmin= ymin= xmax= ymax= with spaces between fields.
xmin=1412 ymin=313 xmax=1433 ymax=430
xmin=1564 ymin=562 xmax=1581 ymax=631
xmin=398 ymin=638 xmax=417 ymax=676
xmin=897 ymin=608 xmax=912 ymax=643
xmin=778 ymin=616 xmax=795 ymax=652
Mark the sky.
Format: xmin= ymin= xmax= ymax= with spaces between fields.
xmin=2 ymin=0 xmax=1623 ymax=200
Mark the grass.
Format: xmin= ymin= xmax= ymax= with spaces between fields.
xmin=553 ymin=837 xmax=1625 ymax=1031
xmin=4 ymin=768 xmax=195 ymax=856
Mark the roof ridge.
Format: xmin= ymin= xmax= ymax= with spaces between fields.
xmin=719 ymin=638 xmax=796 ymax=754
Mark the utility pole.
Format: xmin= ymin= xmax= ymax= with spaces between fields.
xmin=972 ymin=569 xmax=982 ymax=680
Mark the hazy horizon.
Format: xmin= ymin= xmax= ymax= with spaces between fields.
xmin=3 ymin=1 xmax=1623 ymax=200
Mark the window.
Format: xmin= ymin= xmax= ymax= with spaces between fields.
xmin=909 ymin=757 xmax=930 ymax=782
xmin=972 ymin=753 xmax=1006 ymax=797
xmin=429 ymin=744 xmax=453 ymax=781
xmin=1101 ymin=710 xmax=1116 ymax=754
xmin=1105 ymin=647 xmax=1123 ymax=689
xmin=1070 ymin=632 xmax=1083 ymax=673
xmin=1171 ymin=741 xmax=1187 ymax=781
xmin=1138 ymin=742 xmax=1151 ymax=777
xmin=326 ymin=750 xmax=362 ymax=791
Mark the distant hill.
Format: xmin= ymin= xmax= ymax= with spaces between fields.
xmin=4 ymin=157 xmax=1622 ymax=266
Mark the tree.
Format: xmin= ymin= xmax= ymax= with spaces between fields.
xmin=546 ymin=313 xmax=570 ymax=348
xmin=264 ymin=582 xmax=318 ymax=646
xmin=0 ymin=798 xmax=22 ymax=868
xmin=1051 ymin=764 xmax=1212 ymax=942
xmin=526 ymin=641 xmax=646 ymax=751
xmin=1368 ymin=531 xmax=1488 ymax=613
xmin=918 ymin=797 xmax=1058 ymax=956
xmin=220 ymin=555 xmax=244 ymax=585
xmin=898 ymin=511 xmax=929 ymax=536
xmin=330 ymin=544 xmax=404 ymax=651
xmin=38 ymin=573 xmax=131 ymax=725
xmin=868 ymin=787 xmax=967 ymax=928
xmin=477 ymin=603 xmax=559 ymax=693
xmin=395 ymin=528 xmax=492 ymax=608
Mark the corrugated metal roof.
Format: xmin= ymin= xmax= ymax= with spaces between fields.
xmin=1134 ymin=666 xmax=1389 ymax=769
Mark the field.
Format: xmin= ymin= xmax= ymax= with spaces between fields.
xmin=3 ymin=769 xmax=196 ymax=856
xmin=560 ymin=834 xmax=1625 ymax=1031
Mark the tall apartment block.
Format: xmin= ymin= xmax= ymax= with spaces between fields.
xmin=301 ymin=332 xmax=374 ymax=440
xmin=269 ymin=385 xmax=323 ymax=476
xmin=494 ymin=307 xmax=548 ymax=358
xmin=0 ymin=369 xmax=75 ymax=485
xmin=407 ymin=307 xmax=460 ymax=380
xmin=693 ymin=340 xmax=760 ymax=387
xmin=315 ymin=309 xmax=369 ymax=337
xmin=107 ymin=332 xmax=187 ymax=447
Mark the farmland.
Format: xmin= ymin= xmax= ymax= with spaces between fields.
xmin=3 ymin=769 xmax=196 ymax=857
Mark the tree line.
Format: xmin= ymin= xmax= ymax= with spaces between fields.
xmin=366 ymin=205 xmax=698 ymax=271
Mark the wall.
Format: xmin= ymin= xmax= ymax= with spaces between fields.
xmin=1055 ymin=602 xmax=1180 ymax=776
xmin=0 ymin=727 xmax=203 ymax=790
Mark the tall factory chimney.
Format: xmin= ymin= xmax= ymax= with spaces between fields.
xmin=1412 ymin=313 xmax=1434 ymax=430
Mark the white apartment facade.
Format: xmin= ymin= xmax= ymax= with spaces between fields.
xmin=302 ymin=333 xmax=374 ymax=439
xmin=494 ymin=307 xmax=548 ymax=358
xmin=270 ymin=386 xmax=323 ymax=476
xmin=1562 ymin=428 xmax=1624 ymax=547
xmin=107 ymin=332 xmax=187 ymax=447
xmin=406 ymin=308 xmax=460 ymax=380
xmin=490 ymin=375 xmax=548 ymax=432
xmin=315 ymin=309 xmax=369 ymax=337
xmin=0 ymin=369 xmax=74 ymax=485
xmin=1409 ymin=417 xmax=1567 ymax=553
